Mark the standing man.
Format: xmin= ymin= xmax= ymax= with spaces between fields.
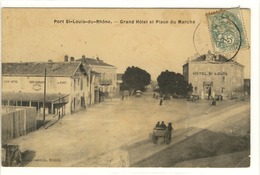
xmin=159 ymin=97 xmax=163 ymax=106
xmin=58 ymin=109 xmax=61 ymax=119
xmin=208 ymin=87 xmax=212 ymax=100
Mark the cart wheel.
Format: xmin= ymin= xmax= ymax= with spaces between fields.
xmin=152 ymin=133 xmax=158 ymax=144
xmin=165 ymin=133 xmax=171 ymax=145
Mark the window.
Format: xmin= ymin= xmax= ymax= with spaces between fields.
xmin=20 ymin=77 xmax=25 ymax=89
xmin=48 ymin=77 xmax=56 ymax=89
xmin=80 ymin=79 xmax=83 ymax=90
xmin=222 ymin=76 xmax=226 ymax=83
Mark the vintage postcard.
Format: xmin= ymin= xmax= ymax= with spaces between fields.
xmin=1 ymin=8 xmax=252 ymax=170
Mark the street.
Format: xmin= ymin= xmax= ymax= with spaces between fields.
xmin=6 ymin=90 xmax=250 ymax=167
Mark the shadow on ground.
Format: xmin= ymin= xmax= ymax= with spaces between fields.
xmin=127 ymin=127 xmax=250 ymax=167
xmin=21 ymin=150 xmax=36 ymax=166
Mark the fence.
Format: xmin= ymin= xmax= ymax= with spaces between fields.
xmin=1 ymin=106 xmax=37 ymax=143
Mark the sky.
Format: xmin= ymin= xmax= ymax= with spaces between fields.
xmin=2 ymin=8 xmax=250 ymax=80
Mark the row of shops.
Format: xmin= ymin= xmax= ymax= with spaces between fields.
xmin=2 ymin=56 xmax=118 ymax=116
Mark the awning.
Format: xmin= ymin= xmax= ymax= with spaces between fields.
xmin=2 ymin=92 xmax=69 ymax=103
xmin=99 ymin=79 xmax=112 ymax=85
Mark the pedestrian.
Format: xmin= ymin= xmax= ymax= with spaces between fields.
xmin=160 ymin=98 xmax=163 ymax=106
xmin=167 ymin=122 xmax=173 ymax=138
xmin=167 ymin=123 xmax=173 ymax=132
xmin=121 ymin=94 xmax=124 ymax=100
xmin=212 ymin=98 xmax=216 ymax=106
xmin=58 ymin=110 xmax=61 ymax=119
xmin=208 ymin=87 xmax=212 ymax=100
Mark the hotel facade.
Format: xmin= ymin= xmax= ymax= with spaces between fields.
xmin=183 ymin=52 xmax=244 ymax=99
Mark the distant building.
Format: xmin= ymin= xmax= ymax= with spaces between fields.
xmin=183 ymin=51 xmax=244 ymax=99
xmin=2 ymin=61 xmax=89 ymax=115
xmin=116 ymin=73 xmax=123 ymax=93
xmin=77 ymin=55 xmax=117 ymax=100
xmin=117 ymin=73 xmax=123 ymax=85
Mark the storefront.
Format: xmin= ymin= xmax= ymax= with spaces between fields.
xmin=2 ymin=62 xmax=89 ymax=115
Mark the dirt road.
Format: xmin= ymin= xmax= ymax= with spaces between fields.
xmin=5 ymin=91 xmax=250 ymax=167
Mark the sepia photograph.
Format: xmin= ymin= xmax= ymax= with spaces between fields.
xmin=0 ymin=6 xmax=256 ymax=173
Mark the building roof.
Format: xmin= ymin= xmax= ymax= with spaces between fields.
xmin=193 ymin=54 xmax=228 ymax=62
xmin=77 ymin=57 xmax=116 ymax=68
xmin=99 ymin=79 xmax=112 ymax=85
xmin=185 ymin=53 xmax=244 ymax=67
xmin=2 ymin=62 xmax=86 ymax=77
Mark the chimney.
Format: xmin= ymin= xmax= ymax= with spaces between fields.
xmin=64 ymin=55 xmax=69 ymax=62
xmin=70 ymin=57 xmax=74 ymax=62
xmin=82 ymin=55 xmax=86 ymax=59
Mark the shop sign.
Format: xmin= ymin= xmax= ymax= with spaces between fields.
xmin=32 ymin=84 xmax=41 ymax=91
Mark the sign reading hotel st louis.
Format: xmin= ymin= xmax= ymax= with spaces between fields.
xmin=193 ymin=71 xmax=228 ymax=76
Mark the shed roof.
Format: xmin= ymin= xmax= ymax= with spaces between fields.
xmin=2 ymin=92 xmax=69 ymax=103
xmin=2 ymin=62 xmax=85 ymax=77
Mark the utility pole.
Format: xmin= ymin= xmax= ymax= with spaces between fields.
xmin=43 ymin=68 xmax=47 ymax=128
xmin=89 ymin=70 xmax=92 ymax=105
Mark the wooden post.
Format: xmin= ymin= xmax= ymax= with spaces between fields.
xmin=43 ymin=68 xmax=47 ymax=128
xmin=51 ymin=102 xmax=54 ymax=114
xmin=62 ymin=105 xmax=64 ymax=117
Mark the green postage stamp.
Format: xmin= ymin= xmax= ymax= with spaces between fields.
xmin=206 ymin=8 xmax=249 ymax=53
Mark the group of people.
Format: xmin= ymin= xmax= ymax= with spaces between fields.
xmin=155 ymin=121 xmax=173 ymax=131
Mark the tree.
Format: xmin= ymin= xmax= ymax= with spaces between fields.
xmin=157 ymin=70 xmax=193 ymax=96
xmin=121 ymin=66 xmax=151 ymax=95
